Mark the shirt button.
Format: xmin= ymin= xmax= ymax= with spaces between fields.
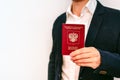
xmin=81 ymin=14 xmax=84 ymax=17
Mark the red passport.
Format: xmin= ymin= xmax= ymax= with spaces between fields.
xmin=62 ymin=24 xmax=85 ymax=55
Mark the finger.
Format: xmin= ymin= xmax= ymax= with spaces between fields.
xmin=76 ymin=62 xmax=93 ymax=68
xmin=79 ymin=62 xmax=99 ymax=69
xmin=71 ymin=52 xmax=91 ymax=61
xmin=73 ymin=57 xmax=97 ymax=63
xmin=71 ymin=51 xmax=99 ymax=61
xmin=74 ymin=57 xmax=101 ymax=69
xmin=70 ymin=47 xmax=91 ymax=57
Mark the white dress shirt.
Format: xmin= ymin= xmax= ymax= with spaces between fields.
xmin=61 ymin=0 xmax=97 ymax=80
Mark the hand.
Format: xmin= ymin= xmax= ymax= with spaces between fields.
xmin=70 ymin=47 xmax=101 ymax=69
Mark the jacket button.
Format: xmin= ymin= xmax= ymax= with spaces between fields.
xmin=80 ymin=77 xmax=83 ymax=80
xmin=99 ymin=71 xmax=107 ymax=75
xmin=58 ymin=74 xmax=60 ymax=77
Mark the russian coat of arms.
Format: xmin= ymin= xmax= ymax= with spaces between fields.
xmin=68 ymin=32 xmax=78 ymax=42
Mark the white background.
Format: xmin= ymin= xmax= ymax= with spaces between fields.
xmin=0 ymin=0 xmax=120 ymax=80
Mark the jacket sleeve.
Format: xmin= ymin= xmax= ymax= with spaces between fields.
xmin=93 ymin=8 xmax=120 ymax=78
xmin=48 ymin=23 xmax=57 ymax=80
xmin=48 ymin=12 xmax=66 ymax=80
xmin=48 ymin=48 xmax=56 ymax=80
xmin=94 ymin=48 xmax=120 ymax=77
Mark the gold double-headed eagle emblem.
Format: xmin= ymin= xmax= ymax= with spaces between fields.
xmin=68 ymin=32 xmax=78 ymax=43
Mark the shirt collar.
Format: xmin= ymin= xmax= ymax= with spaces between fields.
xmin=86 ymin=0 xmax=97 ymax=14
xmin=66 ymin=0 xmax=97 ymax=17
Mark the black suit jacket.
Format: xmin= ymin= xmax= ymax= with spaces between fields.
xmin=48 ymin=1 xmax=120 ymax=80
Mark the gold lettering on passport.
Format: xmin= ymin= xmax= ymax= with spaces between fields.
xmin=68 ymin=46 xmax=78 ymax=50
xmin=65 ymin=26 xmax=82 ymax=30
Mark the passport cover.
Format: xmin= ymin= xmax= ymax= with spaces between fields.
xmin=62 ymin=24 xmax=85 ymax=55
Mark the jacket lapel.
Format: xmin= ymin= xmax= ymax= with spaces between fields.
xmin=85 ymin=1 xmax=105 ymax=47
xmin=79 ymin=1 xmax=105 ymax=76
